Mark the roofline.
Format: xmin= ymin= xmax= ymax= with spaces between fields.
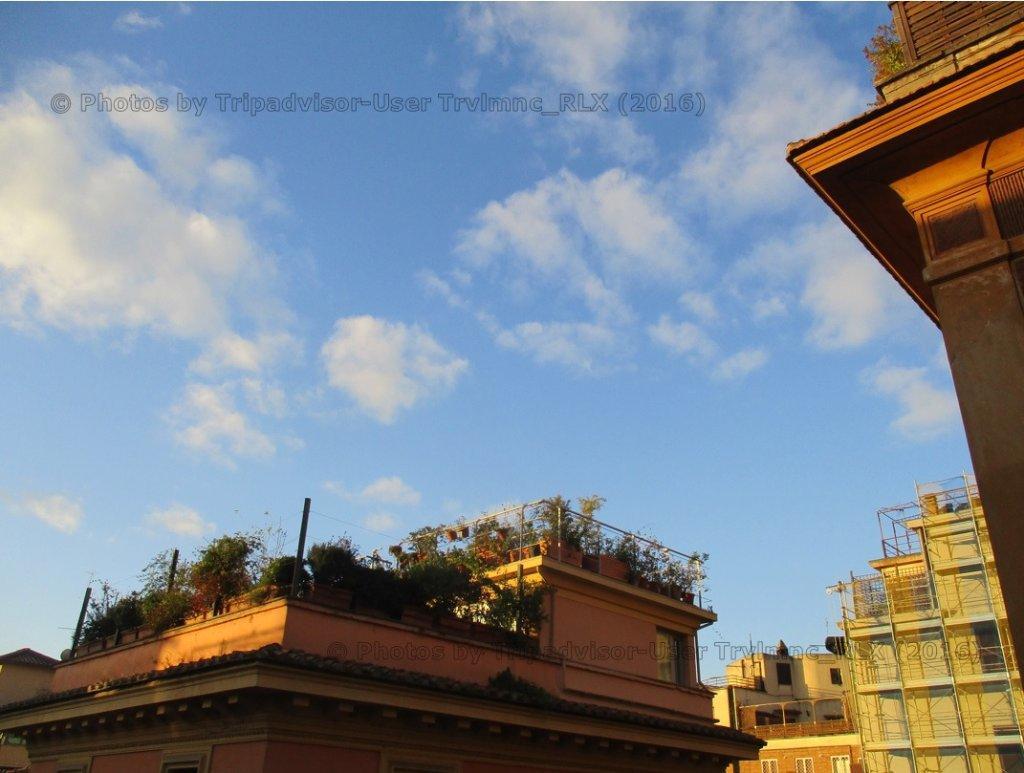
xmin=0 ymin=644 xmax=763 ymax=751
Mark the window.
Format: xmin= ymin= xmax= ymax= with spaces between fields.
xmin=776 ymin=661 xmax=792 ymax=686
xmin=830 ymin=756 xmax=851 ymax=773
xmin=830 ymin=667 xmax=843 ymax=685
xmin=656 ymin=629 xmax=691 ymax=686
xmin=796 ymin=758 xmax=814 ymax=773
xmin=760 ymin=760 xmax=779 ymax=773
xmin=160 ymin=753 xmax=205 ymax=773
xmin=972 ymin=621 xmax=1005 ymax=673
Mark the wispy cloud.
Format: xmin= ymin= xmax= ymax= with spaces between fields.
xmin=324 ymin=476 xmax=422 ymax=507
xmin=113 ymin=10 xmax=163 ymax=33
xmin=863 ymin=361 xmax=961 ymax=441
xmin=713 ymin=348 xmax=769 ymax=381
xmin=169 ymin=382 xmax=276 ymax=468
xmin=20 ymin=494 xmax=84 ymax=534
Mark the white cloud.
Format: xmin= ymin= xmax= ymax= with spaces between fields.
xmin=732 ymin=221 xmax=908 ymax=350
xmin=647 ymin=315 xmax=717 ymax=360
xmin=145 ymin=504 xmax=215 ymax=537
xmin=457 ymin=169 xmax=693 ymax=322
xmin=679 ymin=5 xmax=870 ymax=217
xmin=802 ymin=249 xmax=897 ymax=350
xmin=114 ymin=10 xmax=163 ymax=33
xmin=169 ymin=382 xmax=276 ymax=468
xmin=325 ymin=476 xmax=421 ymax=507
xmin=21 ymin=494 xmax=83 ymax=534
xmin=713 ymin=348 xmax=769 ymax=381
xmin=458 ymin=4 xmax=637 ymax=91
xmin=321 ymin=316 xmax=468 ymax=423
xmin=0 ymin=59 xmax=290 ymax=353
xmin=864 ymin=362 xmax=961 ymax=441
xmin=495 ymin=320 xmax=621 ymax=373
xmin=190 ymin=332 xmax=300 ymax=376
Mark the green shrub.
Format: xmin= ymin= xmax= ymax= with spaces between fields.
xmin=141 ymin=589 xmax=191 ymax=632
xmin=307 ymin=539 xmax=359 ymax=589
xmin=80 ymin=585 xmax=145 ymax=644
xmin=482 ymin=582 xmax=546 ymax=637
xmin=403 ymin=559 xmax=482 ymax=619
xmin=189 ymin=531 xmax=264 ymax=613
xmin=352 ymin=565 xmax=409 ymax=618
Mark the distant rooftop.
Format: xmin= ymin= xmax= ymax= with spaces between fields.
xmin=0 ymin=648 xmax=58 ymax=669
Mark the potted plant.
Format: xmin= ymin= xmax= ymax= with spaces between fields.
xmin=535 ymin=497 xmax=584 ymax=567
xmin=596 ymin=536 xmax=629 ymax=581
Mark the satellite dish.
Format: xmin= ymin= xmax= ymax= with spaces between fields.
xmin=60 ymin=649 xmax=73 ymax=662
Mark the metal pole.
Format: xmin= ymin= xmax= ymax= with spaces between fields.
xmin=556 ymin=503 xmax=562 ymax=562
xmin=290 ymin=498 xmax=311 ymax=598
xmin=166 ymin=548 xmax=179 ymax=592
xmin=71 ymin=586 xmax=92 ymax=651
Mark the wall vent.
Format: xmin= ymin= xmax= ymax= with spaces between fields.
xmin=929 ymin=204 xmax=985 ymax=255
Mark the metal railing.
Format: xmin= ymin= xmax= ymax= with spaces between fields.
xmin=389 ymin=498 xmax=708 ymax=602
xmin=702 ymin=674 xmax=764 ymax=691
xmin=745 ymin=719 xmax=855 ymax=739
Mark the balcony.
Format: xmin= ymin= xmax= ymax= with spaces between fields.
xmin=745 ymin=719 xmax=855 ymax=740
xmin=703 ymin=674 xmax=764 ymax=692
xmin=738 ymin=699 xmax=854 ymax=739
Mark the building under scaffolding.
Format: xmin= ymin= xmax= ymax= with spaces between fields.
xmin=835 ymin=475 xmax=1024 ymax=773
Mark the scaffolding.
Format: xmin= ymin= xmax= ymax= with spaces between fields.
xmin=834 ymin=475 xmax=1024 ymax=773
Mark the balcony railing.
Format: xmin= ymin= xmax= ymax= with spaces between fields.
xmin=702 ymin=674 xmax=764 ymax=691
xmin=744 ymin=719 xmax=855 ymax=740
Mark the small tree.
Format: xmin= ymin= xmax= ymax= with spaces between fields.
xmin=483 ymin=582 xmax=546 ymax=638
xmin=189 ymin=531 xmax=265 ymax=614
xmin=864 ymin=23 xmax=906 ymax=82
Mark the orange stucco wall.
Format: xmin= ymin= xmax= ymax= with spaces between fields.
xmin=51 ymin=577 xmax=714 ymax=722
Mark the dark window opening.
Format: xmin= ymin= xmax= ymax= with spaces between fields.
xmin=776 ymin=661 xmax=792 ymax=686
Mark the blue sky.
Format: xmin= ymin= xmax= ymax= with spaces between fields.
xmin=0 ymin=3 xmax=970 ymax=673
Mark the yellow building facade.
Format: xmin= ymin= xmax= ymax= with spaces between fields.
xmin=837 ymin=476 xmax=1023 ymax=773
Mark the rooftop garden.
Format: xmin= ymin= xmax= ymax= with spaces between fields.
xmin=74 ymin=496 xmax=707 ymax=657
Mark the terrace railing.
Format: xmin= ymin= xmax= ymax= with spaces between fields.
xmin=388 ymin=499 xmax=708 ymax=606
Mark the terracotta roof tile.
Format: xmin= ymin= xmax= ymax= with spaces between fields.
xmin=0 ymin=648 xmax=59 ymax=668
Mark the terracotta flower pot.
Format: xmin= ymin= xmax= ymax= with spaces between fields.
xmin=539 ymin=540 xmax=583 ymax=567
xmin=310 ymin=586 xmax=353 ymax=610
xmin=598 ymin=555 xmax=629 ymax=581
